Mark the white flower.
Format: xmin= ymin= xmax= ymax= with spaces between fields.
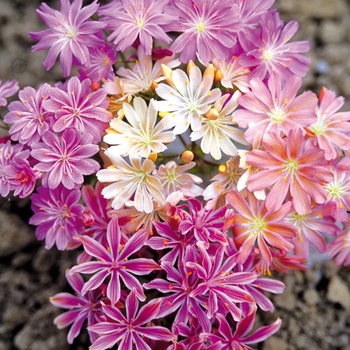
xmin=117 ymin=45 xmax=180 ymax=95
xmin=154 ymin=65 xmax=221 ymax=134
xmin=96 ymin=151 xmax=164 ymax=213
xmin=104 ymin=97 xmax=175 ymax=157
xmin=190 ymin=91 xmax=249 ymax=160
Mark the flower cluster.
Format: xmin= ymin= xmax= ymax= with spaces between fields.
xmin=1 ymin=0 xmax=350 ymax=349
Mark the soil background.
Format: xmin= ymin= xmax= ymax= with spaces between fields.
xmin=0 ymin=0 xmax=350 ymax=349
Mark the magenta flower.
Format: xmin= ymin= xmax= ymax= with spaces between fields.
xmin=70 ymin=216 xmax=160 ymax=305
xmin=0 ymin=79 xmax=19 ymax=106
xmin=240 ymin=10 xmax=311 ymax=81
xmin=50 ymin=269 xmax=107 ymax=344
xmin=31 ymin=128 xmax=99 ymax=190
xmin=4 ymin=84 xmax=53 ymax=145
xmin=29 ymin=185 xmax=84 ymax=250
xmin=88 ymin=288 xmax=175 ymax=350
xmin=99 ymin=0 xmax=175 ymax=55
xmin=203 ymin=304 xmax=281 ymax=349
xmin=43 ymin=76 xmax=111 ymax=143
xmin=246 ymin=128 xmax=333 ymax=214
xmin=166 ymin=0 xmax=240 ymax=64
xmin=233 ymin=72 xmax=317 ymax=145
xmin=29 ymin=0 xmax=105 ymax=76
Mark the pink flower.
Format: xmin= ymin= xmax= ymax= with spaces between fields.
xmin=225 ymin=190 xmax=296 ymax=266
xmin=29 ymin=185 xmax=84 ymax=250
xmin=239 ymin=10 xmax=311 ymax=81
xmin=99 ymin=0 xmax=175 ymax=55
xmin=70 ymin=216 xmax=160 ymax=305
xmin=50 ymin=269 xmax=107 ymax=344
xmin=88 ymin=288 xmax=175 ymax=350
xmin=4 ymin=84 xmax=53 ymax=145
xmin=233 ymin=72 xmax=317 ymax=145
xmin=43 ymin=76 xmax=111 ymax=143
xmin=165 ymin=0 xmax=240 ymax=64
xmin=29 ymin=0 xmax=105 ymax=76
xmin=203 ymin=304 xmax=281 ymax=349
xmin=246 ymin=128 xmax=333 ymax=214
xmin=0 ymin=79 xmax=19 ymax=106
xmin=307 ymin=87 xmax=350 ymax=160
xmin=31 ymin=128 xmax=100 ymax=190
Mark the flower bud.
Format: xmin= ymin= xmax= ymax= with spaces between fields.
xmin=148 ymin=152 xmax=158 ymax=162
xmin=181 ymin=150 xmax=194 ymax=163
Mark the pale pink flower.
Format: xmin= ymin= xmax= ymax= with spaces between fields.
xmin=233 ymin=72 xmax=317 ymax=145
xmin=97 ymin=150 xmax=164 ymax=213
xmin=246 ymin=129 xmax=333 ymax=214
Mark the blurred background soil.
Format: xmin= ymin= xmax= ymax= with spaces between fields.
xmin=0 ymin=1 xmax=349 ymax=349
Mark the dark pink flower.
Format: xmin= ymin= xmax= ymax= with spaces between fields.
xmin=31 ymin=128 xmax=100 ymax=190
xmin=43 ymin=76 xmax=111 ymax=143
xmin=0 ymin=79 xmax=19 ymax=106
xmin=4 ymin=84 xmax=53 ymax=145
xmin=70 ymin=216 xmax=160 ymax=305
xmin=203 ymin=304 xmax=281 ymax=349
xmin=29 ymin=185 xmax=84 ymax=250
xmin=50 ymin=269 xmax=108 ymax=344
xmin=88 ymin=288 xmax=175 ymax=350
xmin=29 ymin=0 xmax=105 ymax=76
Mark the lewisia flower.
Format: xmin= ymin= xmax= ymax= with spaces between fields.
xmin=165 ymin=0 xmax=240 ymax=64
xmin=239 ymin=10 xmax=311 ymax=81
xmin=31 ymin=128 xmax=100 ymax=190
xmin=154 ymin=160 xmax=203 ymax=198
xmin=203 ymin=303 xmax=281 ymax=349
xmin=88 ymin=288 xmax=175 ymax=350
xmin=99 ymin=0 xmax=175 ymax=55
xmin=70 ymin=216 xmax=160 ymax=304
xmin=29 ymin=0 xmax=105 ymax=76
xmin=225 ymin=190 xmax=296 ymax=266
xmin=233 ymin=72 xmax=317 ymax=145
xmin=307 ymin=87 xmax=350 ymax=160
xmin=154 ymin=65 xmax=221 ymax=134
xmin=190 ymin=91 xmax=248 ymax=160
xmin=50 ymin=269 xmax=107 ymax=344
xmin=0 ymin=79 xmax=19 ymax=106
xmin=29 ymin=185 xmax=84 ymax=250
xmin=246 ymin=128 xmax=333 ymax=214
xmin=97 ymin=150 xmax=164 ymax=213
xmin=116 ymin=45 xmax=180 ymax=96
xmin=4 ymin=84 xmax=53 ymax=145
xmin=104 ymin=97 xmax=175 ymax=157
xmin=43 ymin=76 xmax=111 ymax=143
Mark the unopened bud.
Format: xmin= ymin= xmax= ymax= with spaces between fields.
xmin=203 ymin=64 xmax=215 ymax=80
xmin=80 ymin=211 xmax=95 ymax=227
xmin=205 ymin=108 xmax=219 ymax=120
xmin=214 ymin=69 xmax=223 ymax=83
xmin=181 ymin=150 xmax=194 ymax=163
xmin=186 ymin=60 xmax=196 ymax=76
xmin=149 ymin=152 xmax=158 ymax=162
xmin=218 ymin=164 xmax=227 ymax=174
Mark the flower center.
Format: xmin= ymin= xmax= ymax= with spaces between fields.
xmin=268 ymin=107 xmax=285 ymax=123
xmin=251 ymin=217 xmax=266 ymax=235
xmin=325 ymin=180 xmax=345 ymax=200
xmin=196 ymin=18 xmax=206 ymax=33
xmin=283 ymin=159 xmax=298 ymax=177
xmin=310 ymin=120 xmax=328 ymax=135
